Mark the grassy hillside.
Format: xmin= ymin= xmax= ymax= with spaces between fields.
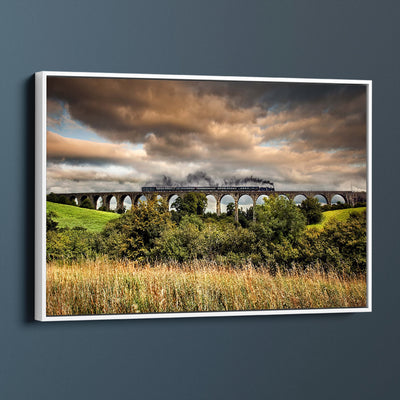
xmin=47 ymin=202 xmax=120 ymax=232
xmin=308 ymin=207 xmax=366 ymax=229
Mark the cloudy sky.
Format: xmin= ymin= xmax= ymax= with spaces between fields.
xmin=46 ymin=76 xmax=367 ymax=194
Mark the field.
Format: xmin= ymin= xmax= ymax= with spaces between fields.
xmin=47 ymin=202 xmax=119 ymax=232
xmin=46 ymin=200 xmax=367 ymax=316
xmin=46 ymin=259 xmax=367 ymax=316
xmin=308 ymin=207 xmax=366 ymax=229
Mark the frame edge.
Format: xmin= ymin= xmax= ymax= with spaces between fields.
xmin=35 ymin=72 xmax=46 ymax=321
xmin=35 ymin=72 xmax=372 ymax=321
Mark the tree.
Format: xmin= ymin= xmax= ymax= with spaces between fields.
xmin=153 ymin=214 xmax=206 ymax=262
xmin=252 ymin=195 xmax=306 ymax=244
xmin=47 ymin=192 xmax=76 ymax=206
xmin=299 ymin=197 xmax=323 ymax=225
xmin=238 ymin=209 xmax=250 ymax=228
xmin=102 ymin=197 xmax=173 ymax=260
xmin=245 ymin=206 xmax=254 ymax=221
xmin=116 ymin=206 xmax=126 ymax=214
xmin=226 ymin=202 xmax=235 ymax=216
xmin=172 ymin=192 xmax=207 ymax=216
xmin=80 ymin=198 xmax=94 ymax=209
xmin=319 ymin=211 xmax=367 ymax=274
xmin=46 ymin=211 xmax=59 ymax=232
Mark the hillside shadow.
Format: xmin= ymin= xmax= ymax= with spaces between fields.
xmin=23 ymin=75 xmax=35 ymax=322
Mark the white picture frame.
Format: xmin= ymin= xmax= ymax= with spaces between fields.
xmin=35 ymin=71 xmax=372 ymax=321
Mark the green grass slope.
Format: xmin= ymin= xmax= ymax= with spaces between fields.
xmin=308 ymin=207 xmax=366 ymax=229
xmin=47 ymin=202 xmax=120 ymax=232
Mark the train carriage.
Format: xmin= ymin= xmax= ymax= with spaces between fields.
xmin=142 ymin=185 xmax=275 ymax=192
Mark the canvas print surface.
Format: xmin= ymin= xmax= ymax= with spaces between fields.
xmin=43 ymin=74 xmax=369 ymax=318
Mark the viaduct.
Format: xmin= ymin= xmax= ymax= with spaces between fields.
xmin=53 ymin=189 xmax=367 ymax=223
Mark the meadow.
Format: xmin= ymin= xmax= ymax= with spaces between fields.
xmin=307 ymin=207 xmax=366 ymax=229
xmin=47 ymin=201 xmax=119 ymax=232
xmin=46 ymin=259 xmax=367 ymax=315
xmin=46 ymin=195 xmax=368 ymax=315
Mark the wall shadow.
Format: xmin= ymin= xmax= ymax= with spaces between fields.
xmin=24 ymin=75 xmax=35 ymax=322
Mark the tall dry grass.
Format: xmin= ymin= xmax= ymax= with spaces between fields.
xmin=46 ymin=259 xmax=367 ymax=316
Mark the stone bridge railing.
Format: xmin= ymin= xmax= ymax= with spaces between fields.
xmin=53 ymin=189 xmax=366 ymax=223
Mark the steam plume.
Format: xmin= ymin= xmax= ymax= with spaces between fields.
xmin=145 ymin=171 xmax=274 ymax=187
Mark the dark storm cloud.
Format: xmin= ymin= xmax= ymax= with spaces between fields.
xmin=47 ymin=77 xmax=257 ymax=144
xmin=46 ymin=76 xmax=367 ymax=192
xmin=47 ymin=76 xmax=367 ymax=156
xmin=188 ymin=80 xmax=365 ymax=116
xmin=260 ymin=109 xmax=367 ymax=153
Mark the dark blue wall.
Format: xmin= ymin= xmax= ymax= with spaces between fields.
xmin=0 ymin=1 xmax=398 ymax=399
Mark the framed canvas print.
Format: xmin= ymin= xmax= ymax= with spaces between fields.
xmin=35 ymin=72 xmax=372 ymax=321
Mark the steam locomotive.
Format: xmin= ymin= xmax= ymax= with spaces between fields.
xmin=142 ymin=185 xmax=275 ymax=192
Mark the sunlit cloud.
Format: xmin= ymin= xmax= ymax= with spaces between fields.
xmin=46 ymin=77 xmax=367 ymax=193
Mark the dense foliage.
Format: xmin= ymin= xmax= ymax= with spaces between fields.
xmin=100 ymin=198 xmax=173 ymax=260
xmin=299 ymin=197 xmax=323 ymax=224
xmin=79 ymin=198 xmax=94 ymax=209
xmin=47 ymin=192 xmax=76 ymax=206
xmin=46 ymin=194 xmax=367 ymax=274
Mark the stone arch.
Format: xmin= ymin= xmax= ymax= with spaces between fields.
xmin=278 ymin=194 xmax=290 ymax=201
xmin=146 ymin=193 xmax=159 ymax=202
xmin=132 ymin=194 xmax=142 ymax=206
xmin=220 ymin=194 xmax=235 ymax=214
xmin=238 ymin=194 xmax=253 ymax=212
xmin=106 ymin=194 xmax=117 ymax=211
xmin=205 ymin=194 xmax=217 ymax=214
xmin=121 ymin=194 xmax=132 ymax=211
xmin=168 ymin=194 xmax=180 ymax=211
xmin=256 ymin=194 xmax=269 ymax=205
xmin=95 ymin=195 xmax=103 ymax=210
xmin=331 ymin=194 xmax=346 ymax=205
xmin=83 ymin=195 xmax=95 ymax=208
xmin=155 ymin=194 xmax=164 ymax=204
xmin=78 ymin=195 xmax=89 ymax=207
xmin=314 ymin=194 xmax=328 ymax=206
xmin=69 ymin=196 xmax=78 ymax=206
xmin=146 ymin=194 xmax=167 ymax=208
xmin=293 ymin=194 xmax=307 ymax=206
xmin=137 ymin=195 xmax=148 ymax=205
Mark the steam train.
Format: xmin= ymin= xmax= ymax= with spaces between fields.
xmin=142 ymin=185 xmax=275 ymax=192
